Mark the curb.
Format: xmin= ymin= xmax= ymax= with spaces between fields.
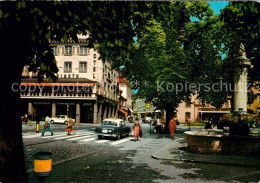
xmin=151 ymin=141 xmax=260 ymax=167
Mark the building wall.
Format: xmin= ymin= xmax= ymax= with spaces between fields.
xmin=248 ymin=87 xmax=260 ymax=115
xmin=21 ymin=35 xmax=119 ymax=123
xmin=119 ymin=83 xmax=133 ymax=109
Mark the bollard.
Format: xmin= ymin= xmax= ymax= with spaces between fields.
xmin=36 ymin=121 xmax=40 ymax=133
xmin=34 ymin=152 xmax=52 ymax=177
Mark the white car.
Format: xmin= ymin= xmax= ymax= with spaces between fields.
xmin=49 ymin=115 xmax=75 ymax=124
xmin=145 ymin=117 xmax=153 ymax=123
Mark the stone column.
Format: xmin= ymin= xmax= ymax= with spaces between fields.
xmin=97 ymin=103 xmax=102 ymax=123
xmin=111 ymin=107 xmax=115 ymax=118
xmin=76 ymin=102 xmax=80 ymax=124
xmin=28 ymin=100 xmax=33 ymax=115
xmin=93 ymin=102 xmax=98 ymax=124
xmin=103 ymin=105 xmax=107 ymax=120
xmin=233 ymin=43 xmax=251 ymax=113
xmin=115 ymin=105 xmax=118 ymax=118
xmin=108 ymin=106 xmax=112 ymax=118
xmin=51 ymin=101 xmax=56 ymax=118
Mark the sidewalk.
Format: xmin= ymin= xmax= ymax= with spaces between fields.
xmin=151 ymin=131 xmax=260 ymax=167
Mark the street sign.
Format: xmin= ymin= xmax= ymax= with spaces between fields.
xmin=145 ymin=103 xmax=151 ymax=109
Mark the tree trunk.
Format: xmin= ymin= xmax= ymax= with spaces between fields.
xmin=164 ymin=106 xmax=174 ymax=134
xmin=0 ymin=15 xmax=28 ymax=181
xmin=0 ymin=65 xmax=27 ymax=182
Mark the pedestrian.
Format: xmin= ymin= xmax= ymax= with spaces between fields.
xmin=168 ymin=116 xmax=177 ymax=139
xmin=41 ymin=115 xmax=53 ymax=136
xmin=133 ymin=118 xmax=142 ymax=141
xmin=66 ymin=116 xmax=75 ymax=135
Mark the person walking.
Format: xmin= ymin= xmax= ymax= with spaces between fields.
xmin=66 ymin=117 xmax=75 ymax=135
xmin=168 ymin=116 xmax=177 ymax=139
xmin=133 ymin=118 xmax=142 ymax=141
xmin=41 ymin=115 xmax=53 ymax=136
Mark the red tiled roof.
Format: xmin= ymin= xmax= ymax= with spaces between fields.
xmin=119 ymin=77 xmax=128 ymax=83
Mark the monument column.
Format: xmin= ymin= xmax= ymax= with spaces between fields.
xmin=233 ymin=43 xmax=251 ymax=113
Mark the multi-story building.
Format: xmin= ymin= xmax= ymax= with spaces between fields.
xmin=118 ymin=76 xmax=133 ymax=120
xmin=20 ymin=35 xmax=119 ymax=123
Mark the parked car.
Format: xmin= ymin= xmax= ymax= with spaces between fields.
xmin=49 ymin=115 xmax=75 ymax=124
xmin=145 ymin=116 xmax=153 ymax=123
xmin=95 ymin=118 xmax=130 ymax=140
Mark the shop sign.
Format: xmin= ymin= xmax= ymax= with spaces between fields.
xmin=82 ymin=103 xmax=93 ymax=106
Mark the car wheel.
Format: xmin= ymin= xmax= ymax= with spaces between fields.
xmin=126 ymin=133 xmax=129 ymax=137
xmin=64 ymin=121 xmax=68 ymax=125
xmin=50 ymin=120 xmax=54 ymax=124
xmin=98 ymin=135 xmax=102 ymax=139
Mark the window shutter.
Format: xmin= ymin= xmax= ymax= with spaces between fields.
xmin=77 ymin=47 xmax=80 ymax=55
xmin=57 ymin=47 xmax=60 ymax=55
xmin=72 ymin=47 xmax=75 ymax=55
xmin=87 ymin=48 xmax=90 ymax=54
xmin=62 ymin=47 xmax=65 ymax=55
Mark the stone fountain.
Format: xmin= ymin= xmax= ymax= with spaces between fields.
xmin=184 ymin=43 xmax=260 ymax=155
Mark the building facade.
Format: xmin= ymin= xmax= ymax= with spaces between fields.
xmin=20 ymin=35 xmax=119 ymax=123
xmin=134 ymin=96 xmax=231 ymax=123
xmin=118 ymin=77 xmax=133 ymax=120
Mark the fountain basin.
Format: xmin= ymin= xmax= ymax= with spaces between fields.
xmin=184 ymin=130 xmax=260 ymax=154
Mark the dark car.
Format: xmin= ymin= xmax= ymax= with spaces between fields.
xmin=95 ymin=118 xmax=130 ymax=140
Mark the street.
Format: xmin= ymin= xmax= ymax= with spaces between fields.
xmin=23 ymin=122 xmax=260 ymax=183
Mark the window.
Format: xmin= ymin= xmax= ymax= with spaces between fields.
xmin=64 ymin=62 xmax=72 ymax=73
xmin=79 ymin=62 xmax=87 ymax=73
xmin=65 ymin=46 xmax=72 ymax=55
xmin=93 ymin=54 xmax=96 ymax=59
xmin=93 ymin=60 xmax=96 ymax=65
xmin=186 ymin=100 xmax=191 ymax=107
xmin=185 ymin=112 xmax=191 ymax=119
xmin=80 ymin=46 xmax=88 ymax=55
xmin=93 ymin=67 xmax=96 ymax=72
xmin=51 ymin=46 xmax=58 ymax=55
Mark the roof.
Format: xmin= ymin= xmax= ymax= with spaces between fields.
xmin=103 ymin=118 xmax=124 ymax=122
xmin=119 ymin=77 xmax=129 ymax=83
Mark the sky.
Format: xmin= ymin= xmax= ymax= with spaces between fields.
xmin=209 ymin=1 xmax=229 ymax=14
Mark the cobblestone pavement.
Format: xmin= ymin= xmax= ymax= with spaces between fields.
xmin=24 ymin=137 xmax=100 ymax=171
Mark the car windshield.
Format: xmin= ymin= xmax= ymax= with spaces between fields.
xmin=102 ymin=121 xmax=117 ymax=126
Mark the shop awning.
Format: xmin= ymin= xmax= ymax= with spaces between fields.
xmin=21 ymin=83 xmax=95 ymax=86
xmin=119 ymin=109 xmax=128 ymax=114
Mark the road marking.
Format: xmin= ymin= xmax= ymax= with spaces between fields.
xmin=137 ymin=148 xmax=150 ymax=151
xmin=110 ymin=137 xmax=132 ymax=146
xmin=23 ymin=134 xmax=42 ymax=139
xmin=67 ymin=134 xmax=95 ymax=141
xmin=80 ymin=137 xmax=96 ymax=142
xmin=96 ymin=140 xmax=110 ymax=143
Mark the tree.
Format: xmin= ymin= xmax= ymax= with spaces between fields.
xmin=0 ymin=2 xmax=152 ymax=181
xmin=122 ymin=2 xmax=224 ymax=128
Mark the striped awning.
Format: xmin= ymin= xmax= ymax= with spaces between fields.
xmin=119 ymin=109 xmax=128 ymax=114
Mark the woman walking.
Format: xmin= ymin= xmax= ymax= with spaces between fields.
xmin=66 ymin=117 xmax=75 ymax=135
xmin=168 ymin=116 xmax=177 ymax=139
xmin=133 ymin=118 xmax=142 ymax=141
